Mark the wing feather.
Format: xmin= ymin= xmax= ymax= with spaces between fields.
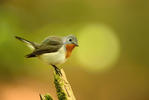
xmin=26 ymin=36 xmax=63 ymax=58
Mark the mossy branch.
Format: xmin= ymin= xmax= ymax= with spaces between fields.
xmin=40 ymin=69 xmax=76 ymax=100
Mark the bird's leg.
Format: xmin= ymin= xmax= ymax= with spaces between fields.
xmin=52 ymin=65 xmax=62 ymax=76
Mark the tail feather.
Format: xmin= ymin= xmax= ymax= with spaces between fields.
xmin=15 ymin=36 xmax=39 ymax=50
xmin=15 ymin=36 xmax=31 ymax=44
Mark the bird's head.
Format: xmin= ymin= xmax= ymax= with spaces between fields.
xmin=63 ymin=35 xmax=78 ymax=47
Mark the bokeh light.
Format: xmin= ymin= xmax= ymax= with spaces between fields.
xmin=77 ymin=24 xmax=120 ymax=72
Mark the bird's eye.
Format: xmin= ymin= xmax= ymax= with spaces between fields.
xmin=69 ymin=39 xmax=72 ymax=41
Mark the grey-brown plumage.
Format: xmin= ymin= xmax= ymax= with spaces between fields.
xmin=15 ymin=36 xmax=40 ymax=49
xmin=15 ymin=36 xmax=63 ymax=58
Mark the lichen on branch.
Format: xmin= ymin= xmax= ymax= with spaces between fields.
xmin=40 ymin=69 xmax=76 ymax=100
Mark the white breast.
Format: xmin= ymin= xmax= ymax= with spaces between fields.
xmin=39 ymin=46 xmax=66 ymax=65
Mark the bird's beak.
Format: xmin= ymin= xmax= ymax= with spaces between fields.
xmin=73 ymin=42 xmax=79 ymax=47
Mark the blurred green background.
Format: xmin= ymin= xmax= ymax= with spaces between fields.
xmin=0 ymin=0 xmax=149 ymax=100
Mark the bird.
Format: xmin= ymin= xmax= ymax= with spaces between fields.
xmin=15 ymin=35 xmax=78 ymax=75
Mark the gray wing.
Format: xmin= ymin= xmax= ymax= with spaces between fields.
xmin=41 ymin=36 xmax=63 ymax=45
xmin=26 ymin=36 xmax=63 ymax=58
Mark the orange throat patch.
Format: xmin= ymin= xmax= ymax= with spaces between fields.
xmin=65 ymin=44 xmax=76 ymax=58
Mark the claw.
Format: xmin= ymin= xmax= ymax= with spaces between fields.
xmin=52 ymin=65 xmax=62 ymax=76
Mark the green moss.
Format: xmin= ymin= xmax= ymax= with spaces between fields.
xmin=54 ymin=73 xmax=67 ymax=100
xmin=40 ymin=94 xmax=53 ymax=100
xmin=44 ymin=94 xmax=53 ymax=100
xmin=40 ymin=70 xmax=72 ymax=100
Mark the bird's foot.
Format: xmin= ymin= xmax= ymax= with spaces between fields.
xmin=52 ymin=65 xmax=62 ymax=76
xmin=55 ymin=68 xmax=62 ymax=76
